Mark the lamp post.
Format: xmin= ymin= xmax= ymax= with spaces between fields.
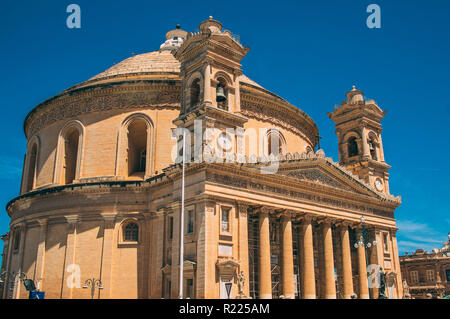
xmin=82 ymin=278 xmax=103 ymax=299
xmin=353 ymin=216 xmax=377 ymax=298
xmin=179 ymin=129 xmax=186 ymax=299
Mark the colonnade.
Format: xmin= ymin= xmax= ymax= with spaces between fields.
xmin=251 ymin=209 xmax=377 ymax=299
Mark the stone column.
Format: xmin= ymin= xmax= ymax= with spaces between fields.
xmin=171 ymin=207 xmax=181 ymax=298
xmin=150 ymin=210 xmax=165 ymax=298
xmin=368 ymin=228 xmax=379 ymax=299
xmin=3 ymin=231 xmax=14 ymax=299
xmin=322 ymin=221 xmax=336 ymax=299
xmin=99 ymin=213 xmax=116 ymax=299
xmin=237 ymin=203 xmax=250 ymax=297
xmin=234 ymin=70 xmax=241 ymax=113
xmin=15 ymin=222 xmax=27 ymax=299
xmin=203 ymin=62 xmax=212 ymax=106
xmin=361 ymin=126 xmax=370 ymax=158
xmin=300 ymin=216 xmax=316 ymax=299
xmin=281 ymin=213 xmax=295 ymax=299
xmin=0 ymin=233 xmax=10 ymax=298
xmin=62 ymin=215 xmax=79 ymax=299
xmin=34 ymin=219 xmax=48 ymax=292
xmin=357 ymin=228 xmax=370 ymax=299
xmin=378 ymin=133 xmax=386 ymax=162
xmin=390 ymin=229 xmax=403 ymax=299
xmin=258 ymin=209 xmax=272 ymax=299
xmin=339 ymin=225 xmax=354 ymax=299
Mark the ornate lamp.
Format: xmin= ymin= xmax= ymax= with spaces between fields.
xmin=353 ymin=216 xmax=377 ymax=249
xmin=82 ymin=278 xmax=103 ymax=299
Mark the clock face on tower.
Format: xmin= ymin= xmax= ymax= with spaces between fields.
xmin=375 ymin=178 xmax=383 ymax=191
xmin=217 ymin=133 xmax=232 ymax=151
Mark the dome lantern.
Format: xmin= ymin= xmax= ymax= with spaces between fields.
xmin=346 ymin=85 xmax=364 ymax=104
xmin=199 ymin=16 xmax=223 ymax=34
xmin=160 ymin=25 xmax=188 ymax=51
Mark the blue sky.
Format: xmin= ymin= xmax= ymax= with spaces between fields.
xmin=1 ymin=0 xmax=449 ymax=263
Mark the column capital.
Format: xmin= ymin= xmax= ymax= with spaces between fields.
xmin=281 ymin=210 xmax=294 ymax=221
xmin=389 ymin=227 xmax=398 ymax=236
xmin=259 ymin=206 xmax=272 ymax=216
xmin=156 ymin=206 xmax=169 ymax=214
xmin=13 ymin=221 xmax=27 ymax=230
xmin=316 ymin=217 xmax=337 ymax=226
xmin=65 ymin=215 xmax=79 ymax=224
xmin=272 ymin=209 xmax=284 ymax=219
xmin=291 ymin=212 xmax=303 ymax=222
xmin=65 ymin=215 xmax=79 ymax=233
xmin=101 ymin=212 xmax=117 ymax=221
xmin=142 ymin=212 xmax=153 ymax=221
xmin=335 ymin=220 xmax=353 ymax=229
xmin=203 ymin=58 xmax=214 ymax=67
xmin=37 ymin=218 xmax=48 ymax=227
xmin=236 ymin=202 xmax=250 ymax=216
xmin=101 ymin=212 xmax=117 ymax=228
xmin=299 ymin=214 xmax=315 ymax=224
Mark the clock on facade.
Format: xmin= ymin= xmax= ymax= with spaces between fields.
xmin=217 ymin=133 xmax=232 ymax=151
xmin=375 ymin=178 xmax=383 ymax=191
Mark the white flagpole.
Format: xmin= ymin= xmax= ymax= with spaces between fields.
xmin=179 ymin=129 xmax=186 ymax=299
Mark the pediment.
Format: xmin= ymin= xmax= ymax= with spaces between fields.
xmin=328 ymin=101 xmax=385 ymax=120
xmin=209 ymin=34 xmax=248 ymax=54
xmin=364 ymin=102 xmax=385 ymax=117
xmin=175 ymin=37 xmax=205 ymax=57
xmin=276 ymin=159 xmax=380 ymax=198
xmin=282 ymin=167 xmax=352 ymax=190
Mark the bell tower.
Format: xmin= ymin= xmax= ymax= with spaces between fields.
xmin=172 ymin=17 xmax=250 ymax=161
xmin=328 ymin=86 xmax=391 ymax=194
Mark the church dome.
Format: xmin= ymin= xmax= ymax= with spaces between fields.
xmin=78 ymin=50 xmax=263 ymax=90
xmin=90 ymin=50 xmax=181 ymax=80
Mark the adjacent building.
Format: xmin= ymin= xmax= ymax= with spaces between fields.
xmin=400 ymin=235 xmax=450 ymax=299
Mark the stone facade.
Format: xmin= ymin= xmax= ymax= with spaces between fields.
xmin=1 ymin=18 xmax=402 ymax=299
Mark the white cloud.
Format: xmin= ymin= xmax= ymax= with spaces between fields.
xmin=396 ymin=219 xmax=447 ymax=254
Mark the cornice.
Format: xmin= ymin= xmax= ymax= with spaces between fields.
xmin=24 ymin=80 xmax=181 ymax=138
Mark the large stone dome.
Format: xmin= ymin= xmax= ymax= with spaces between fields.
xmin=79 ymin=50 xmax=263 ymax=90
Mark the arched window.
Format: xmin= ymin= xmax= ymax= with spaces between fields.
xmin=123 ymin=223 xmax=139 ymax=242
xmin=188 ymin=78 xmax=200 ymax=111
xmin=266 ymin=129 xmax=286 ymax=156
xmin=25 ymin=143 xmax=38 ymax=192
xmin=347 ymin=137 xmax=359 ymax=157
xmin=127 ymin=119 xmax=148 ymax=178
xmin=62 ymin=127 xmax=80 ymax=185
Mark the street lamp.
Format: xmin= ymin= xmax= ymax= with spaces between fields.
xmin=82 ymin=278 xmax=103 ymax=299
xmin=353 ymin=216 xmax=377 ymax=249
